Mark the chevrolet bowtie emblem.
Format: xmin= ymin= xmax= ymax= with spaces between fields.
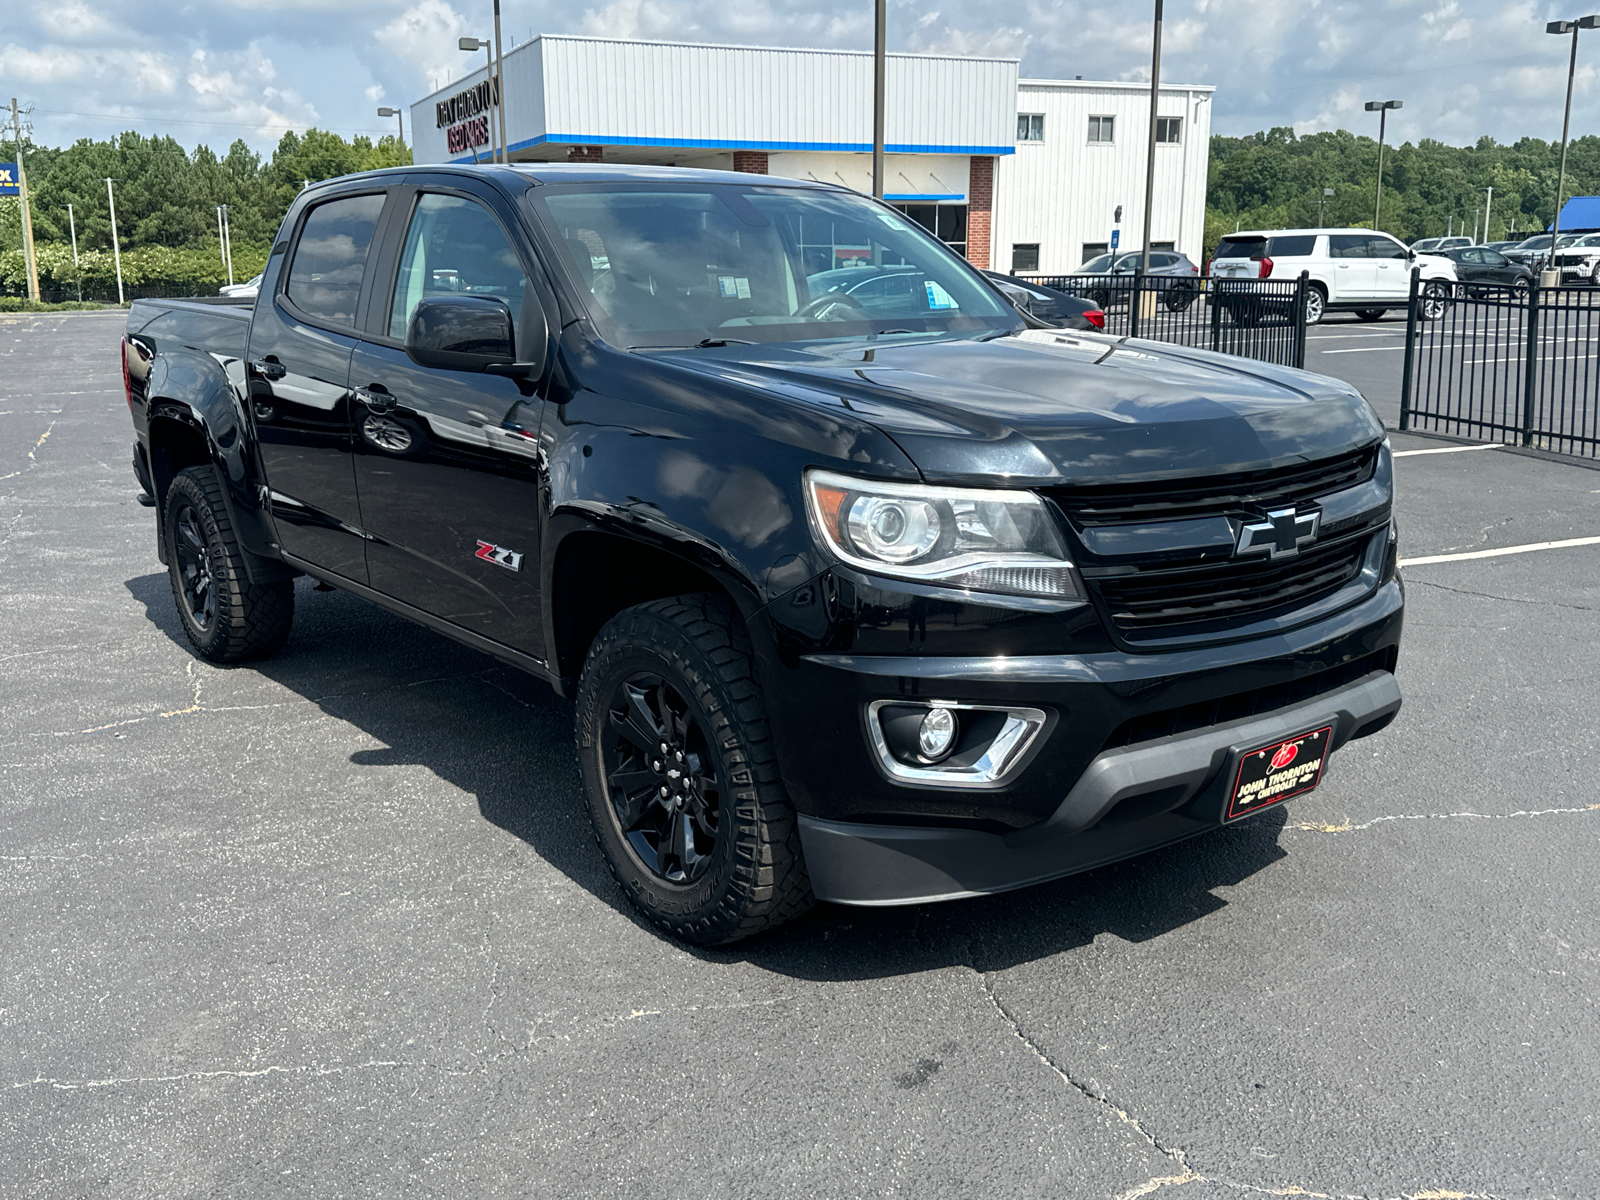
xmin=1236 ymin=507 xmax=1320 ymax=560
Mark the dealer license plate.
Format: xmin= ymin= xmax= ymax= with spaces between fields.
xmin=1226 ymin=725 xmax=1333 ymax=821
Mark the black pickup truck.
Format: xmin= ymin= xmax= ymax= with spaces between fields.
xmin=123 ymin=163 xmax=1403 ymax=944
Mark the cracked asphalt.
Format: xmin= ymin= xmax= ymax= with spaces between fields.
xmin=3 ymin=311 xmax=1598 ymax=1199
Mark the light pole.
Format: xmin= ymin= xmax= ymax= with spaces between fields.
xmin=872 ymin=0 xmax=886 ymax=199
xmin=459 ymin=37 xmax=499 ymax=163
xmin=1364 ymin=99 xmax=1402 ymax=230
xmin=1483 ymin=185 xmax=1494 ymax=243
xmin=105 ymin=177 xmax=124 ymax=306
xmin=1138 ymin=0 xmax=1164 ymax=278
xmin=1546 ymin=16 xmax=1598 ymax=261
xmin=377 ymin=106 xmax=404 ymax=144
xmin=1318 ymin=186 xmax=1334 ymax=226
xmin=64 ymin=203 xmax=80 ymax=301
xmin=492 ymin=0 xmax=508 ymax=164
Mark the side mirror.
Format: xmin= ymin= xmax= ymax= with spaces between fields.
xmin=406 ymin=296 xmax=517 ymax=372
xmin=1407 ymin=248 xmax=1417 ymax=260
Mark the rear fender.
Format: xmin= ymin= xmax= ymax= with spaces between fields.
xmin=145 ymin=349 xmax=293 ymax=583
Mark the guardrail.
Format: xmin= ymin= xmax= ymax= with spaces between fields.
xmin=1399 ymin=272 xmax=1600 ymax=459
xmin=1022 ymin=272 xmax=1310 ymax=369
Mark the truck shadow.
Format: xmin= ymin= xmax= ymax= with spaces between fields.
xmin=127 ymin=572 xmax=1291 ymax=982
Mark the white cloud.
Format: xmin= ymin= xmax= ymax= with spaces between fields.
xmin=40 ymin=1 xmax=111 ymax=39
xmin=186 ymin=45 xmax=315 ymax=140
xmin=0 ymin=44 xmax=91 ymax=84
xmin=366 ymin=83 xmax=387 ymax=103
xmin=376 ymin=0 xmax=468 ymax=92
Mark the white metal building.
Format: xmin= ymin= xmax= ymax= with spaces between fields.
xmin=409 ymin=35 xmax=1212 ymax=274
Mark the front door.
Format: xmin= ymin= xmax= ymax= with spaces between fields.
xmin=1327 ymin=234 xmax=1376 ymax=301
xmin=1368 ymin=235 xmax=1412 ymax=299
xmin=348 ymin=187 xmax=552 ymax=658
xmin=249 ymin=191 xmax=389 ymax=582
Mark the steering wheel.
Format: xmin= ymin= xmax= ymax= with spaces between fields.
xmin=796 ymin=290 xmax=873 ymax=322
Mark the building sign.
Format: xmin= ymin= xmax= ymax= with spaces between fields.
xmin=435 ymin=79 xmax=499 ymax=129
xmin=446 ymin=117 xmax=491 ymax=155
xmin=0 ymin=163 xmax=18 ymax=197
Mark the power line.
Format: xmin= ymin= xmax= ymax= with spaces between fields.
xmin=30 ymin=107 xmax=403 ymax=138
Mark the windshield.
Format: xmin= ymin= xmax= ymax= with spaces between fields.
xmin=533 ymin=183 xmax=1015 ymax=348
xmin=1516 ymin=236 xmax=1553 ymax=250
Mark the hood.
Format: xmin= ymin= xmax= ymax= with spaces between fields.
xmin=1413 ymin=252 xmax=1458 ymax=275
xmin=655 ymin=331 xmax=1384 ymax=486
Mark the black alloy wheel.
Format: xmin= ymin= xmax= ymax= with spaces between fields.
xmin=603 ymin=673 xmax=721 ymax=884
xmin=171 ymin=499 xmax=217 ymax=633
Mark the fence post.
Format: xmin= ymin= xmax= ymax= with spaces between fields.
xmin=1294 ymin=271 xmax=1309 ymax=369
xmin=1398 ymin=268 xmax=1420 ymax=432
xmin=1128 ymin=275 xmax=1141 ymax=340
xmin=1520 ymin=280 xmax=1542 ymax=447
xmin=1209 ymin=277 xmax=1221 ymax=353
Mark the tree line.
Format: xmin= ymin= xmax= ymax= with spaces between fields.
xmin=1205 ymin=126 xmax=1600 ymax=251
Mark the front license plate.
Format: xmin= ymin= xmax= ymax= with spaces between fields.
xmin=1226 ymin=725 xmax=1334 ymax=821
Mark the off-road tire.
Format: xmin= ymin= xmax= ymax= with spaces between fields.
xmin=163 ymin=465 xmax=293 ymax=663
xmin=576 ymin=594 xmax=813 ymax=945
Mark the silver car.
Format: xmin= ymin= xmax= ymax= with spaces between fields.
xmin=1068 ymin=249 xmax=1201 ymax=310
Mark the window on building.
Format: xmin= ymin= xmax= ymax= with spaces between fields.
xmin=892 ymin=203 xmax=967 ymax=260
xmin=1011 ymin=243 xmax=1040 ymax=273
xmin=1081 ymin=242 xmax=1109 ymax=266
xmin=1088 ymin=115 xmax=1115 ymax=144
xmin=1017 ymin=113 xmax=1045 ymax=142
xmin=1156 ymin=116 xmax=1182 ymax=145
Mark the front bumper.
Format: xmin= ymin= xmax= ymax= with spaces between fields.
xmin=799 ymin=670 xmax=1400 ymax=905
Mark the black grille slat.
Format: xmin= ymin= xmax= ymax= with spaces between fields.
xmin=1051 ymin=446 xmax=1378 ymax=527
xmin=1097 ymin=534 xmax=1370 ymax=633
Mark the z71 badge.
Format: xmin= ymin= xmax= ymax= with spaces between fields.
xmin=474 ymin=541 xmax=523 ymax=572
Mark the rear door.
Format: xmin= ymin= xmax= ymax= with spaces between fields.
xmin=346 ymin=180 xmax=555 ymax=658
xmin=248 ymin=189 xmax=393 ymax=581
xmin=1327 ymin=234 xmax=1375 ymax=301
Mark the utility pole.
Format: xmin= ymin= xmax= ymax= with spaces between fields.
xmin=1139 ymin=0 xmax=1164 ymax=277
xmin=105 ymin=178 xmax=124 ymax=306
xmin=872 ymin=0 xmax=886 ymax=199
xmin=216 ymin=206 xmax=228 ymax=278
xmin=493 ymin=0 xmax=509 ymax=163
xmin=1318 ymin=186 xmax=1334 ymax=226
xmin=65 ymin=203 xmax=80 ymax=301
xmin=1483 ymin=185 xmax=1493 ymax=243
xmin=8 ymin=98 xmax=39 ymax=302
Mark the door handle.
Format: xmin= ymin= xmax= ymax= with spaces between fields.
xmin=354 ymin=384 xmax=396 ymax=413
xmin=252 ymin=357 xmax=287 ymax=381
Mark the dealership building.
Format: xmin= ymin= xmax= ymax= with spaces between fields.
xmin=409 ymin=36 xmax=1213 ymax=276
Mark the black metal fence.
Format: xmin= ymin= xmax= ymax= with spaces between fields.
xmin=1023 ymin=272 xmax=1310 ymax=369
xmin=1400 ymin=273 xmax=1600 ymax=459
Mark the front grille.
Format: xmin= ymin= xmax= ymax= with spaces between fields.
xmin=1093 ymin=530 xmax=1372 ymax=638
xmin=1049 ymin=445 xmax=1378 ymax=526
xmin=1100 ymin=647 xmax=1399 ymax=752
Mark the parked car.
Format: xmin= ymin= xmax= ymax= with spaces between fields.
xmin=1210 ymin=228 xmax=1457 ymax=324
xmin=1436 ymin=246 xmax=1534 ymax=296
xmin=1480 ymin=240 xmax=1521 ymax=254
xmin=218 ymin=273 xmax=262 ymax=298
xmin=1411 ymin=236 xmax=1473 ymax=253
xmin=1066 ymin=250 xmax=1201 ymax=311
xmin=982 ymin=270 xmax=1105 ymax=329
xmin=1547 ymin=232 xmax=1600 ymax=285
xmin=1503 ymin=233 xmax=1579 ymax=270
xmin=122 ymin=163 xmax=1402 ymax=945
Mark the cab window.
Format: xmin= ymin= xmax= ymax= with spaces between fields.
xmin=389 ymin=194 xmax=530 ymax=341
xmin=285 ymin=194 xmax=386 ymax=326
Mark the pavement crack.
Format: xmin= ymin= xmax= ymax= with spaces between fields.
xmin=1407 ymin=578 xmax=1598 ymax=612
xmin=12 ymin=1059 xmax=449 ymax=1091
xmin=1292 ymin=803 xmax=1600 ymax=834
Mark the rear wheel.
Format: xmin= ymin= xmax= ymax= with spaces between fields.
xmin=1356 ymin=309 xmax=1386 ymax=322
xmin=575 ymin=594 xmax=813 ymax=945
xmin=1302 ymin=285 xmax=1326 ymax=326
xmin=164 ymin=466 xmax=293 ymax=662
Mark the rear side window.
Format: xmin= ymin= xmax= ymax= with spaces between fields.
xmin=1266 ymin=235 xmax=1316 ymax=257
xmin=1328 ymin=235 xmax=1369 ymax=259
xmin=285 ymin=193 xmax=387 ymax=326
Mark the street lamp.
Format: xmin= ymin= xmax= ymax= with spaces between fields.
xmin=377 ymin=106 xmax=403 ymax=144
xmin=1318 ymin=186 xmax=1334 ymax=226
xmin=459 ymin=36 xmax=500 ymax=163
xmin=1364 ymin=99 xmax=1402 ymax=230
xmin=1545 ymin=16 xmax=1599 ymax=267
xmin=1138 ymin=0 xmax=1165 ymax=278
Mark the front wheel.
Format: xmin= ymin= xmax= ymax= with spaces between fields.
xmin=575 ymin=595 xmax=813 ymax=945
xmin=1419 ymin=281 xmax=1452 ymax=321
xmin=163 ymin=465 xmax=293 ymax=662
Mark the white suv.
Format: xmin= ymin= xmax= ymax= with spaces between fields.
xmin=1210 ymin=228 xmax=1458 ymax=324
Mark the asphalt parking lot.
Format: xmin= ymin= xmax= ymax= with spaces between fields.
xmin=4 ymin=311 xmax=1599 ymax=1199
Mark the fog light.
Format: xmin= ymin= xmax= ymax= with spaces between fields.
xmin=918 ymin=707 xmax=958 ymax=760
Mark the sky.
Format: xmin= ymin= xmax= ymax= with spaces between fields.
xmin=1 ymin=0 xmax=1595 ymax=156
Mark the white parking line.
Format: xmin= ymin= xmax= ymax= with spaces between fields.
xmin=1318 ymin=345 xmax=1406 ymax=354
xmin=1392 ymin=444 xmax=1504 ymax=457
xmin=1401 ymin=535 xmax=1600 ymax=566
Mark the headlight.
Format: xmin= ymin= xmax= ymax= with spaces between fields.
xmin=804 ymin=468 xmax=1083 ymax=600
